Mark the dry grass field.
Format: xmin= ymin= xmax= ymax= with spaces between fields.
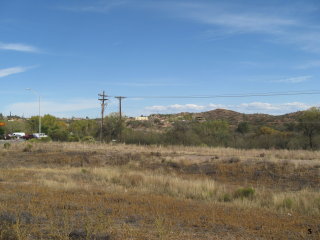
xmin=0 ymin=142 xmax=319 ymax=239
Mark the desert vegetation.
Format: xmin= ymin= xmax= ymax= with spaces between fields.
xmin=1 ymin=107 xmax=320 ymax=150
xmin=0 ymin=142 xmax=319 ymax=239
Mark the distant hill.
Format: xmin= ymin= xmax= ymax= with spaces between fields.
xmin=149 ymin=109 xmax=305 ymax=128
xmin=199 ymin=109 xmax=303 ymax=125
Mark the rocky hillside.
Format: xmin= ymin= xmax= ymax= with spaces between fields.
xmin=147 ymin=109 xmax=305 ymax=129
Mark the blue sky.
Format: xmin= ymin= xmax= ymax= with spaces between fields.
xmin=1 ymin=0 xmax=320 ymax=117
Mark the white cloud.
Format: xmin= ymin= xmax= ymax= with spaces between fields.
xmin=0 ymin=66 xmax=31 ymax=78
xmin=0 ymin=42 xmax=39 ymax=53
xmin=4 ymin=99 xmax=100 ymax=118
xmin=236 ymin=102 xmax=313 ymax=113
xmin=145 ymin=102 xmax=315 ymax=115
xmin=271 ymin=75 xmax=312 ymax=83
xmin=208 ymin=103 xmax=227 ymax=109
xmin=146 ymin=103 xmax=206 ymax=112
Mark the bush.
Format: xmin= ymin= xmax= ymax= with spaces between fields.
xmin=49 ymin=129 xmax=68 ymax=141
xmin=234 ymin=187 xmax=255 ymax=199
xmin=29 ymin=137 xmax=51 ymax=143
xmin=22 ymin=144 xmax=33 ymax=152
xmin=221 ymin=193 xmax=232 ymax=202
xmin=3 ymin=143 xmax=10 ymax=149
xmin=282 ymin=198 xmax=293 ymax=209
xmin=81 ymin=136 xmax=95 ymax=143
xmin=68 ymin=135 xmax=80 ymax=142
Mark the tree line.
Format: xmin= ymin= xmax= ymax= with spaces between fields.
xmin=0 ymin=107 xmax=320 ymax=150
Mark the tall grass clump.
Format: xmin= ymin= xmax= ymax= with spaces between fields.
xmin=234 ymin=187 xmax=255 ymax=199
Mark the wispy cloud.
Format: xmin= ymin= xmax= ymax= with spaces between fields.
xmin=270 ymin=75 xmax=312 ymax=83
xmin=145 ymin=102 xmax=315 ymax=115
xmin=106 ymin=82 xmax=191 ymax=87
xmin=0 ymin=66 xmax=32 ymax=78
xmin=0 ymin=42 xmax=39 ymax=53
xmin=59 ymin=1 xmax=320 ymax=52
xmin=297 ymin=60 xmax=320 ymax=69
xmin=61 ymin=0 xmax=128 ymax=13
xmin=151 ymin=1 xmax=297 ymax=33
xmin=147 ymin=1 xmax=320 ymax=53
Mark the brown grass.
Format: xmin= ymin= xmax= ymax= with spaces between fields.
xmin=0 ymin=142 xmax=319 ymax=239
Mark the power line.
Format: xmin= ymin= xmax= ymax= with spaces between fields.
xmin=113 ymin=90 xmax=320 ymax=99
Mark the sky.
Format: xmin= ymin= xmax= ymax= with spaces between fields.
xmin=1 ymin=0 xmax=320 ymax=118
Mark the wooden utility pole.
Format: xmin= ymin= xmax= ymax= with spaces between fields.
xmin=115 ymin=96 xmax=126 ymax=141
xmin=98 ymin=91 xmax=109 ymax=142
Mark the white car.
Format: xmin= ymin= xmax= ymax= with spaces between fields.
xmin=10 ymin=132 xmax=26 ymax=138
xmin=32 ymin=133 xmax=48 ymax=138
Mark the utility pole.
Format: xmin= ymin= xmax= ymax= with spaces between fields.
xmin=115 ymin=96 xmax=126 ymax=141
xmin=98 ymin=91 xmax=109 ymax=142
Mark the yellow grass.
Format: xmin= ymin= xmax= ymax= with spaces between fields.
xmin=0 ymin=142 xmax=319 ymax=239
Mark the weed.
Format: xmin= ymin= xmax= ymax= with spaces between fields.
xmin=282 ymin=198 xmax=293 ymax=209
xmin=234 ymin=187 xmax=255 ymax=199
xmin=22 ymin=144 xmax=33 ymax=152
xmin=221 ymin=193 xmax=232 ymax=202
xmin=226 ymin=157 xmax=240 ymax=163
xmin=154 ymin=217 xmax=169 ymax=240
xmin=81 ymin=168 xmax=89 ymax=174
xmin=81 ymin=136 xmax=95 ymax=143
xmin=3 ymin=142 xmax=11 ymax=149
xmin=126 ymin=174 xmax=144 ymax=187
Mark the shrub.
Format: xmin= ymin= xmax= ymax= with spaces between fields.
xmin=282 ymin=198 xmax=293 ymax=209
xmin=22 ymin=144 xmax=33 ymax=152
xmin=3 ymin=143 xmax=10 ymax=149
xmin=29 ymin=137 xmax=51 ymax=143
xmin=68 ymin=135 xmax=80 ymax=142
xmin=81 ymin=168 xmax=89 ymax=174
xmin=81 ymin=136 xmax=95 ymax=143
xmin=125 ymin=174 xmax=144 ymax=187
xmin=234 ymin=187 xmax=255 ymax=199
xmin=222 ymin=193 xmax=232 ymax=202
xmin=226 ymin=157 xmax=240 ymax=164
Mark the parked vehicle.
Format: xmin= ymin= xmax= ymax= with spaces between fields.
xmin=32 ymin=133 xmax=48 ymax=138
xmin=9 ymin=132 xmax=26 ymax=138
xmin=23 ymin=134 xmax=35 ymax=140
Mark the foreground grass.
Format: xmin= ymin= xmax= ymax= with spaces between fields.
xmin=0 ymin=142 xmax=319 ymax=239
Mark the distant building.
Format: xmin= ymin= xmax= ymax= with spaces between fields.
xmin=193 ymin=116 xmax=206 ymax=122
xmin=135 ymin=116 xmax=149 ymax=121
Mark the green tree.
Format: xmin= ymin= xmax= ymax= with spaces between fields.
xmin=28 ymin=114 xmax=68 ymax=141
xmin=166 ymin=121 xmax=202 ymax=146
xmin=0 ymin=127 xmax=4 ymax=138
xmin=194 ymin=120 xmax=230 ymax=146
xmin=4 ymin=121 xmax=27 ymax=133
xmin=236 ymin=122 xmax=250 ymax=135
xmin=101 ymin=113 xmax=125 ymax=142
xmin=298 ymin=107 xmax=320 ymax=149
xmin=69 ymin=119 xmax=98 ymax=140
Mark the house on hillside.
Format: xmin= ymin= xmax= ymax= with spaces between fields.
xmin=135 ymin=116 xmax=149 ymax=121
xmin=193 ymin=115 xmax=206 ymax=122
